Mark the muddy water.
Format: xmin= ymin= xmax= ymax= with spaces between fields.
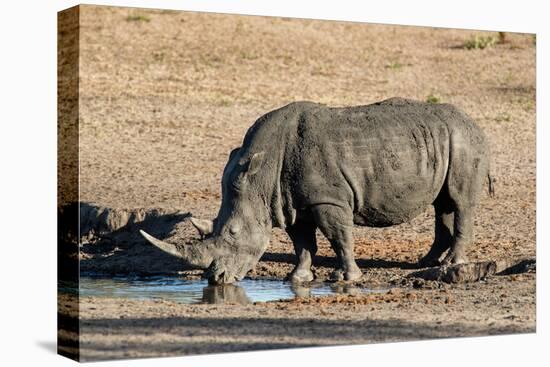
xmin=61 ymin=276 xmax=386 ymax=304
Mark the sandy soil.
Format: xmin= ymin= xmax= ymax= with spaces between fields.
xmin=62 ymin=4 xmax=536 ymax=361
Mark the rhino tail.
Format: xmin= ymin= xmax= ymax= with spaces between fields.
xmin=487 ymin=173 xmax=495 ymax=198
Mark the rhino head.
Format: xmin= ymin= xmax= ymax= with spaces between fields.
xmin=140 ymin=149 xmax=273 ymax=284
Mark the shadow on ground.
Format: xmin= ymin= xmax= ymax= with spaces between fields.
xmin=78 ymin=203 xmax=195 ymax=275
xmin=35 ymin=340 xmax=57 ymax=354
xmin=78 ymin=202 xmax=419 ymax=276
xmin=260 ymin=252 xmax=418 ymax=270
xmin=75 ymin=315 xmax=529 ymax=361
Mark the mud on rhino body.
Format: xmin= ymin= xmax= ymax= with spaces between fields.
xmin=141 ymin=97 xmax=493 ymax=284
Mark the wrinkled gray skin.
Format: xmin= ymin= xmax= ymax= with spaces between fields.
xmin=141 ymin=98 xmax=493 ymax=284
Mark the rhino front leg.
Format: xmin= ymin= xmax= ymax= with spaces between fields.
xmin=286 ymin=221 xmax=317 ymax=282
xmin=312 ymin=204 xmax=362 ymax=282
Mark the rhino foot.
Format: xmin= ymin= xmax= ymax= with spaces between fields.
xmin=330 ymin=267 xmax=363 ymax=282
xmin=417 ymin=255 xmax=441 ymax=268
xmin=440 ymin=251 xmax=468 ymax=266
xmin=287 ymin=268 xmax=314 ymax=283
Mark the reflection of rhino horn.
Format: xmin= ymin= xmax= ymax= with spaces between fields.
xmin=202 ymin=284 xmax=251 ymax=305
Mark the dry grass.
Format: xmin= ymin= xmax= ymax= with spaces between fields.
xmin=76 ymin=5 xmax=536 ymax=266
xmin=463 ymin=34 xmax=498 ymax=49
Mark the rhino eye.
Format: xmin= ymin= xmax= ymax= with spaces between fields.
xmin=229 ymin=225 xmax=239 ymax=235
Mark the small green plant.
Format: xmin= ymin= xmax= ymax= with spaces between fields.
xmin=152 ymin=51 xmax=165 ymax=62
xmin=504 ymin=71 xmax=514 ymax=84
xmin=126 ymin=14 xmax=151 ymax=22
xmin=463 ymin=35 xmax=498 ymax=50
xmin=280 ymin=54 xmax=295 ymax=66
xmin=426 ymin=94 xmax=441 ymax=104
xmin=217 ymin=98 xmax=232 ymax=107
xmin=311 ymin=66 xmax=334 ymax=77
xmin=197 ymin=53 xmax=223 ymax=68
xmin=235 ymin=20 xmax=244 ymax=34
xmin=159 ymin=9 xmax=177 ymax=15
xmin=495 ymin=112 xmax=511 ymax=122
xmin=385 ymin=61 xmax=403 ymax=70
xmin=522 ymin=99 xmax=535 ymax=111
xmin=240 ymin=51 xmax=259 ymax=61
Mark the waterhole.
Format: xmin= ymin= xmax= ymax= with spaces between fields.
xmin=61 ymin=276 xmax=386 ymax=305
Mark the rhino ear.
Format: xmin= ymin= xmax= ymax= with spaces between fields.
xmin=228 ymin=147 xmax=241 ymax=161
xmin=246 ymin=151 xmax=265 ymax=176
xmin=190 ymin=217 xmax=214 ymax=239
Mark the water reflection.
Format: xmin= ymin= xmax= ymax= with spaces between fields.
xmin=199 ymin=282 xmax=368 ymax=303
xmin=74 ymin=276 xmax=380 ymax=305
xmin=329 ymin=283 xmax=362 ymax=296
xmin=202 ymin=284 xmax=251 ymax=305
xmin=290 ymin=282 xmax=362 ymax=298
xmin=290 ymin=283 xmax=312 ymax=298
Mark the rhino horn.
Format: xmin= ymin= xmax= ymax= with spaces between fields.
xmin=190 ymin=217 xmax=214 ymax=238
xmin=139 ymin=230 xmax=184 ymax=258
xmin=139 ymin=230 xmax=213 ymax=268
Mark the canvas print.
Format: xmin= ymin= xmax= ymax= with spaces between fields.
xmin=58 ymin=4 xmax=536 ymax=362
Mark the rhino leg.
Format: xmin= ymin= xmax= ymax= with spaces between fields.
xmin=312 ymin=205 xmax=362 ymax=282
xmin=286 ymin=221 xmax=317 ymax=282
xmin=418 ymin=198 xmax=454 ymax=268
xmin=441 ymin=207 xmax=473 ymax=265
xmin=438 ymin=125 xmax=488 ymax=266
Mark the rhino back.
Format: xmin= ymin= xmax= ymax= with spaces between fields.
xmin=285 ymin=99 xmax=458 ymax=227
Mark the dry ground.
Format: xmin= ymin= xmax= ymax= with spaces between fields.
xmin=63 ymin=4 xmax=536 ymax=360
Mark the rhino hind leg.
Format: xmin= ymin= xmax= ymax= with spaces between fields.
xmin=418 ymin=196 xmax=455 ymax=268
xmin=437 ymin=128 xmax=488 ymax=266
xmin=312 ymin=204 xmax=362 ymax=282
xmin=440 ymin=207 xmax=473 ymax=265
xmin=286 ymin=221 xmax=317 ymax=282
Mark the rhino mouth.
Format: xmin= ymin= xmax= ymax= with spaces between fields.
xmin=204 ymin=259 xmax=246 ymax=285
xmin=206 ymin=270 xmax=232 ymax=285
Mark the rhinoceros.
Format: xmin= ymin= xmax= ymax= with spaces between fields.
xmin=140 ymin=98 xmax=494 ymax=284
